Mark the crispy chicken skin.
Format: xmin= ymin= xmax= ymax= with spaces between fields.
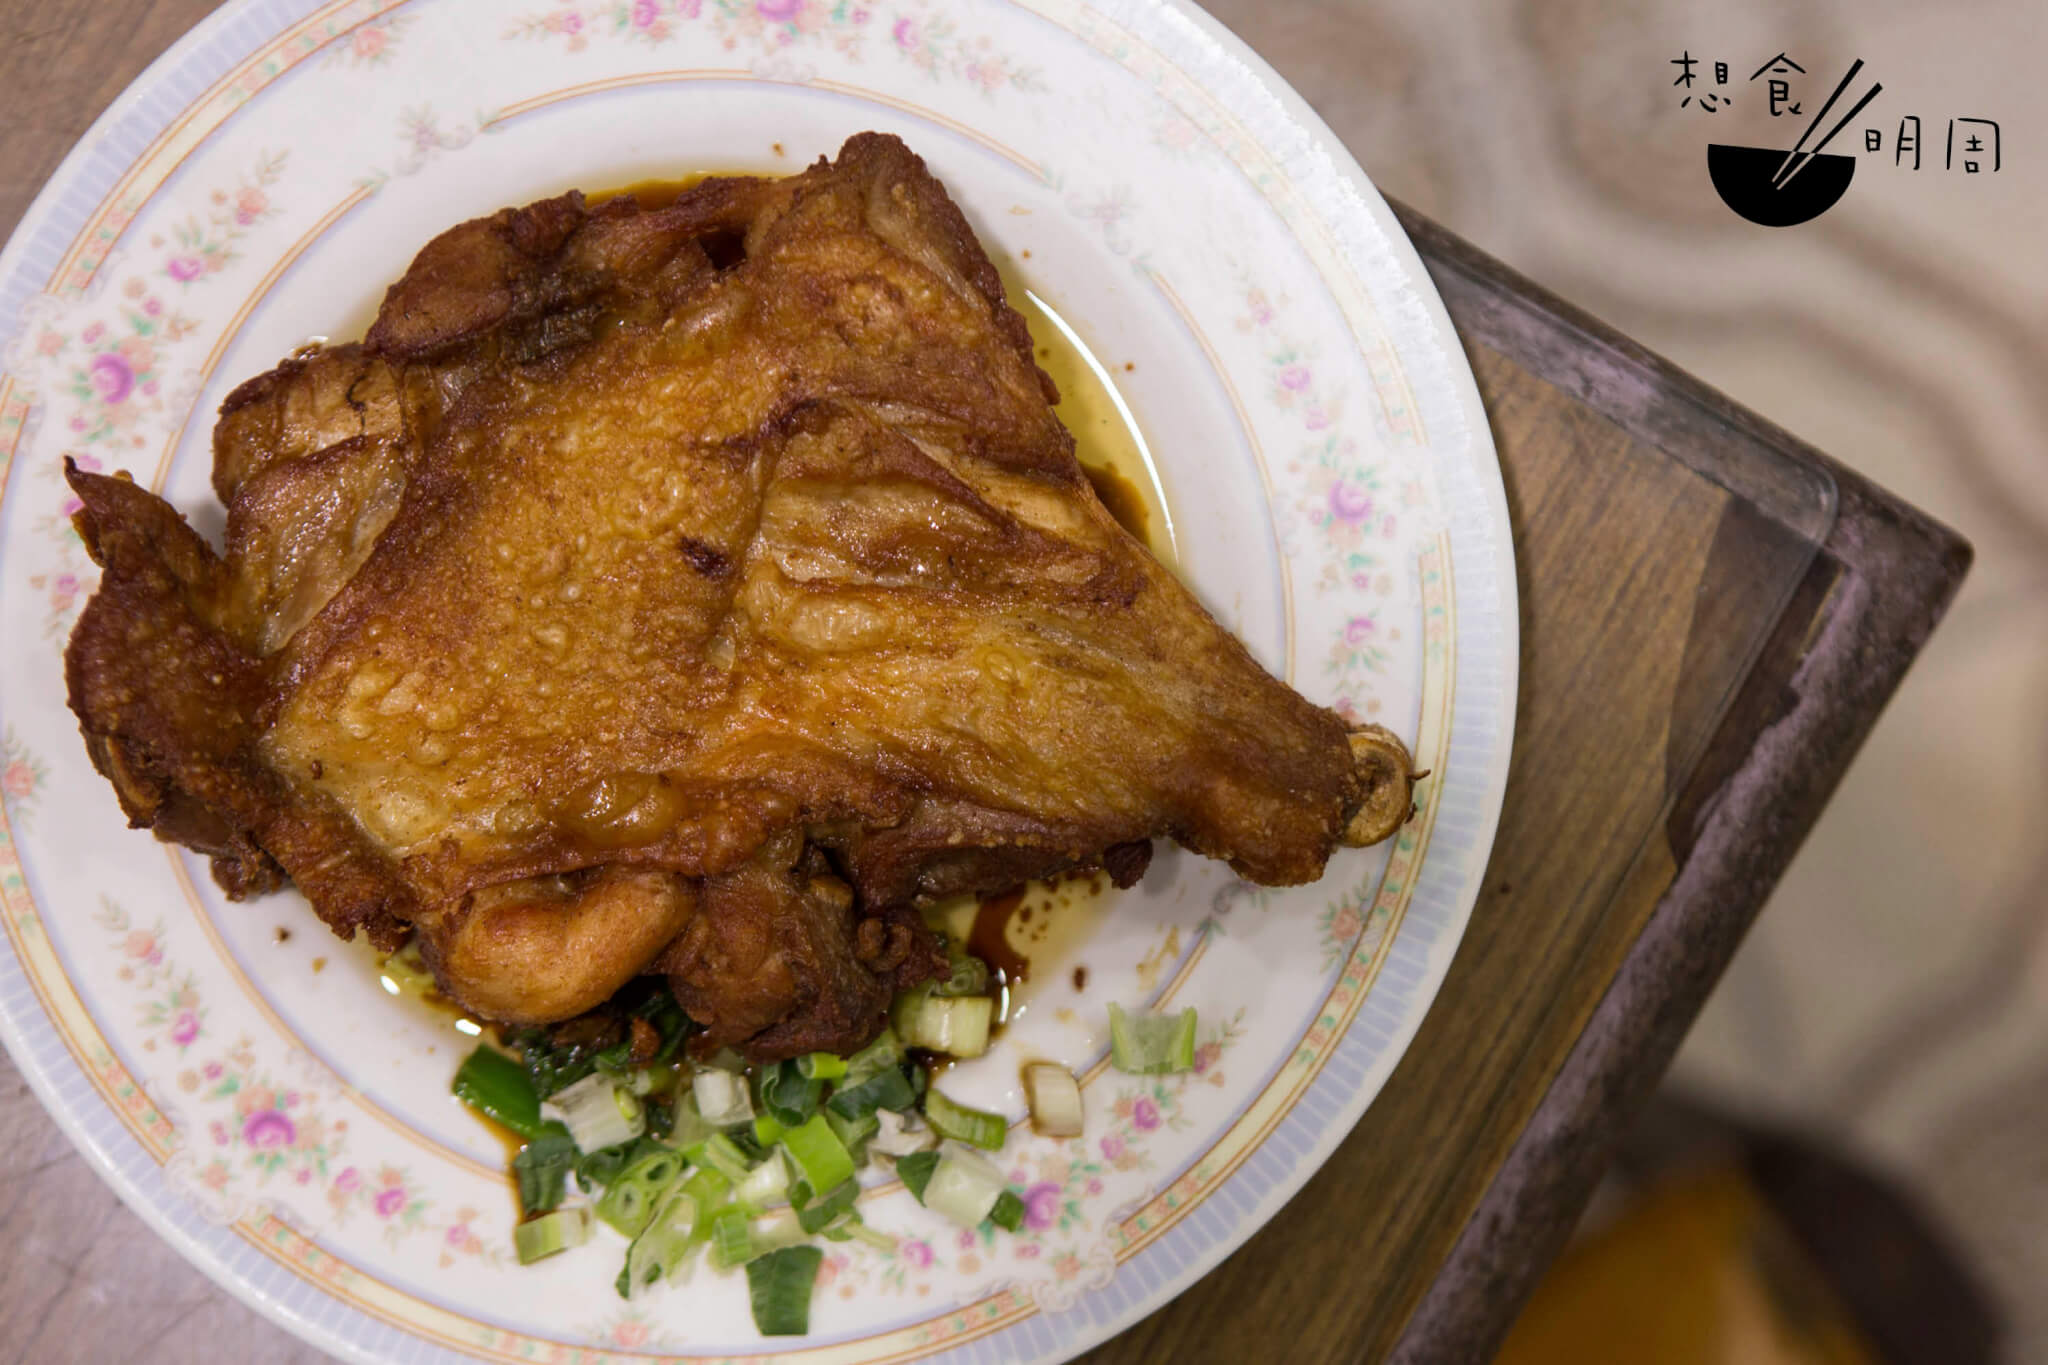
xmin=64 ymin=133 xmax=1415 ymax=1059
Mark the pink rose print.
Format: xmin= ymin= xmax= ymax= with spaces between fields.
xmin=1245 ymin=290 xmax=1274 ymax=327
xmin=1379 ymin=513 xmax=1398 ymax=539
xmin=242 ymin=1110 xmax=296 ymax=1148
xmin=1304 ymin=404 xmax=1331 ymax=432
xmin=1279 ymin=364 xmax=1312 ymax=391
xmin=1328 ymin=480 xmax=1373 ymax=524
xmin=632 ymin=0 xmax=660 ymax=26
xmin=1099 ymin=1134 xmax=1125 ymax=1161
xmin=117 ymin=335 xmax=154 ymax=370
xmin=1 ymin=762 xmax=34 ymax=800
xmin=1086 ymin=1177 xmax=1103 ymax=1195
xmin=1344 ymin=615 xmax=1376 ymax=646
xmin=233 ymin=186 xmax=268 ymax=226
xmin=901 ymin=1239 xmax=933 ymax=1269
xmin=88 ymin=354 xmax=134 ymax=405
xmin=169 ymin=1009 xmax=201 ymax=1047
xmin=1023 ymin=1182 xmax=1062 ymax=1230
xmin=209 ymin=1120 xmax=229 ymax=1146
xmin=123 ymin=929 xmax=161 ymax=964
xmin=203 ymin=1061 xmax=223 ymax=1080
xmin=68 ymin=416 xmax=87 ymax=432
xmin=81 ymin=322 xmax=105 ymax=344
xmin=677 ymin=0 xmax=700 ymax=15
xmin=956 ymin=1228 xmax=975 ymax=1250
xmin=1017 ymin=1242 xmax=1041 ymax=1258
xmin=612 ymin=1321 xmax=650 ymax=1349
xmin=374 ymin=1185 xmax=408 ymax=1217
xmin=1132 ymin=1098 xmax=1160 ymax=1131
xmin=852 ymin=6 xmax=869 ymax=20
xmin=36 ymin=330 xmax=63 ymax=355
xmin=1192 ymin=1041 xmax=1221 ymax=1075
xmin=54 ymin=573 xmax=80 ymax=595
xmin=352 ymin=25 xmax=387 ymax=58
xmin=72 ymin=452 xmax=103 ymax=472
xmin=142 ymin=298 xmax=162 ymax=317
xmin=446 ymin=1223 xmax=470 ymax=1247
xmin=756 ymin=0 xmax=801 ymax=18
xmin=334 ymin=1167 xmax=362 ymax=1193
xmin=893 ymin=17 xmax=919 ymax=48
xmin=166 ymin=255 xmax=204 ymax=281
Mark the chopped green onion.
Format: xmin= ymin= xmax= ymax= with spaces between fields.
xmin=988 ymin=1189 xmax=1027 ymax=1232
xmin=595 ymin=1146 xmax=686 ymax=1238
xmin=870 ymin=1108 xmax=936 ymax=1159
xmin=919 ymin=1141 xmax=1008 ymax=1229
xmin=842 ymin=1028 xmax=906 ymax=1080
xmin=747 ymin=1245 xmax=824 ymax=1336
xmin=692 ymin=1067 xmax=754 ymax=1127
xmin=931 ymin=946 xmax=990 ymax=998
xmin=795 ymin=1178 xmax=859 ymax=1234
xmin=708 ymin=1206 xmax=754 ymax=1270
xmin=452 ymin=1044 xmax=558 ymax=1142
xmin=922 ymin=1088 xmax=1007 ymax=1150
xmin=753 ymin=1113 xmax=787 ymax=1147
xmin=842 ymin=1216 xmax=898 ymax=1252
xmin=680 ymin=1164 xmax=731 ymax=1211
xmin=1107 ymin=1002 xmax=1198 ymax=1075
xmin=542 ymin=1073 xmax=645 ymax=1152
xmin=621 ymin=1188 xmax=701 ymax=1297
xmin=895 ymin=1149 xmax=941 ymax=1201
xmin=826 ymin=1107 xmax=879 ymax=1162
xmin=512 ymin=1129 xmax=578 ymax=1215
xmin=797 ymin=1051 xmax=848 ymax=1081
xmin=735 ymin=1148 xmax=791 ymax=1211
xmin=514 ymin=1206 xmax=592 ymax=1264
xmin=891 ymin=990 xmax=993 ymax=1057
xmin=780 ymin=1113 xmax=856 ymax=1193
xmin=685 ymin=1132 xmax=754 ymax=1187
xmin=627 ymin=1065 xmax=675 ymax=1097
xmin=664 ymin=1092 xmax=717 ymax=1152
xmin=709 ymin=1207 xmax=805 ymax=1270
xmin=643 ymin=1093 xmax=676 ymax=1139
xmin=575 ymin=1135 xmax=660 ymax=1192
xmin=728 ymin=1126 xmax=769 ymax=1163
xmin=1023 ymin=1062 xmax=1084 ymax=1138
xmin=756 ymin=1059 xmax=825 ymax=1127
xmin=826 ymin=1064 xmax=918 ymax=1122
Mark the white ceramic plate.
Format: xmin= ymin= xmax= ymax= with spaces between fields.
xmin=0 ymin=1 xmax=1516 ymax=1360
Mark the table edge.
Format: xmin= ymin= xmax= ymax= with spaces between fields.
xmin=1383 ymin=203 xmax=1974 ymax=1364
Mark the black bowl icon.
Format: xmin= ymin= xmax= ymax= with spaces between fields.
xmin=1708 ymin=143 xmax=1856 ymax=226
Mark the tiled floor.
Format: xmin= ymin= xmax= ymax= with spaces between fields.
xmin=1201 ymin=0 xmax=2047 ymax=1355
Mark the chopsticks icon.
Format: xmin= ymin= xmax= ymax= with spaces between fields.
xmin=1771 ymin=60 xmax=1882 ymax=190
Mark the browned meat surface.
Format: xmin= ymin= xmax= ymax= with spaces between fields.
xmin=63 ymin=133 xmax=1414 ymax=1060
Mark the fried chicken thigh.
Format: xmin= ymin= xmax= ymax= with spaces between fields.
xmin=64 ymin=133 xmax=1414 ymax=1059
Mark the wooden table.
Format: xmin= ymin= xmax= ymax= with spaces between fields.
xmin=0 ymin=6 xmax=1970 ymax=1363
